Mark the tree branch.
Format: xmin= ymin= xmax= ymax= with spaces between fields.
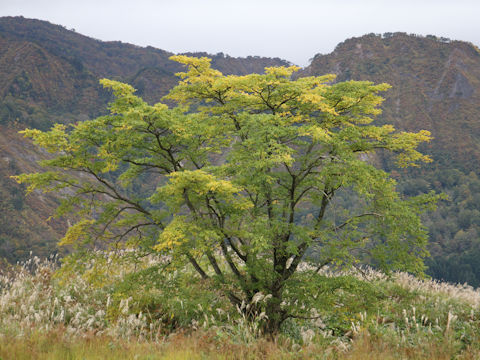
xmin=186 ymin=252 xmax=209 ymax=280
xmin=332 ymin=212 xmax=382 ymax=232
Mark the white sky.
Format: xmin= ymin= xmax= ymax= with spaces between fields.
xmin=2 ymin=0 xmax=480 ymax=66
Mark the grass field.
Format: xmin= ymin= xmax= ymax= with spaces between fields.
xmin=2 ymin=255 xmax=480 ymax=359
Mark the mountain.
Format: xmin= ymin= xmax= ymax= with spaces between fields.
xmin=0 ymin=16 xmax=289 ymax=128
xmin=2 ymin=18 xmax=480 ymax=286
xmin=0 ymin=16 xmax=290 ymax=263
xmin=302 ymin=32 xmax=480 ymax=285
xmin=302 ymin=32 xmax=480 ymax=170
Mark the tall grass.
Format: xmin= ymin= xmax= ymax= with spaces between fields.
xmin=1 ymin=253 xmax=480 ymax=358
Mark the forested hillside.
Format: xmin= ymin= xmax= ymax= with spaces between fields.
xmin=2 ymin=18 xmax=480 ymax=286
xmin=302 ymin=32 xmax=480 ymax=285
xmin=0 ymin=16 xmax=290 ymax=262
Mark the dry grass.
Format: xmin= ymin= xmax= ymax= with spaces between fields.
xmin=0 ymin=328 xmax=316 ymax=360
xmin=1 ymin=329 xmax=480 ymax=360
xmin=3 ymin=254 xmax=480 ymax=359
xmin=344 ymin=332 xmax=480 ymax=360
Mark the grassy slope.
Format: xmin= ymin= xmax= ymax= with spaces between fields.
xmin=2 ymin=331 xmax=478 ymax=360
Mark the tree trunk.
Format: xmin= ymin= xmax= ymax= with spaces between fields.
xmin=263 ymin=289 xmax=286 ymax=336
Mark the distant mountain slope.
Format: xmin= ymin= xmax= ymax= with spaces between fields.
xmin=3 ymin=18 xmax=480 ymax=286
xmin=0 ymin=16 xmax=290 ymax=263
xmin=301 ymin=32 xmax=480 ymax=171
xmin=0 ymin=17 xmax=290 ymax=127
xmin=302 ymin=33 xmax=480 ymax=285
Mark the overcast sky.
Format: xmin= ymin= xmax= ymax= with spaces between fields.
xmin=2 ymin=0 xmax=480 ymax=66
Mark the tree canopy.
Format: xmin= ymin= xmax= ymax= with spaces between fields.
xmin=16 ymin=56 xmax=439 ymax=333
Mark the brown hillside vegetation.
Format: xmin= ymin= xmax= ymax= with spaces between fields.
xmin=301 ymin=32 xmax=480 ymax=171
xmin=0 ymin=16 xmax=290 ymax=263
xmin=301 ymin=33 xmax=480 ymax=285
xmin=2 ymin=19 xmax=480 ymax=286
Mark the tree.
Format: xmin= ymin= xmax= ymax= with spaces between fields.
xmin=16 ymin=56 xmax=439 ymax=334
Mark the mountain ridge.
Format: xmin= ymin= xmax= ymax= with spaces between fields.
xmin=302 ymin=32 xmax=480 ymax=171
